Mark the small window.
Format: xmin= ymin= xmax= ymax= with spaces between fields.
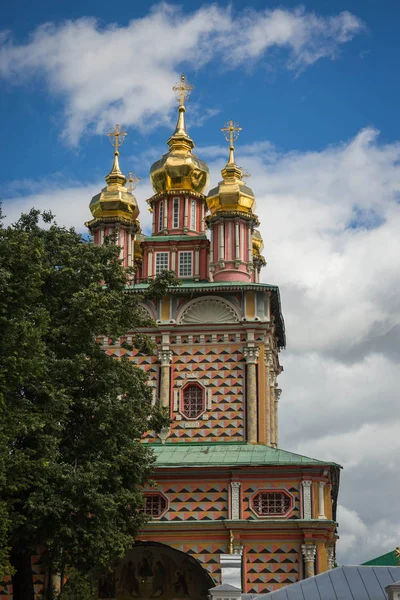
xmin=143 ymin=493 xmax=167 ymax=517
xmin=158 ymin=200 xmax=164 ymax=232
xmin=179 ymin=252 xmax=192 ymax=277
xmin=173 ymin=197 xmax=180 ymax=228
xmin=155 ymin=252 xmax=169 ymax=274
xmin=182 ymin=384 xmax=204 ymax=419
xmin=252 ymin=492 xmax=291 ymax=516
xmin=191 ymin=199 xmax=196 ymax=230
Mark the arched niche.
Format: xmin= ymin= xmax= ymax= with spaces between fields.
xmin=97 ymin=540 xmax=215 ymax=600
xmin=178 ymin=296 xmax=240 ymax=325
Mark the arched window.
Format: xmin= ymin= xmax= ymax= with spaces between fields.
xmin=182 ymin=383 xmax=204 ymax=419
xmin=252 ymin=491 xmax=292 ymax=516
xmin=143 ymin=493 xmax=167 ymax=517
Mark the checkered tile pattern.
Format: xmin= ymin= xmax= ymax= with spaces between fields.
xmin=245 ymin=542 xmax=300 ymax=593
xmin=156 ymin=481 xmax=228 ymax=522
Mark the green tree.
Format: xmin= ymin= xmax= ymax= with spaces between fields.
xmin=0 ymin=209 xmax=175 ymax=599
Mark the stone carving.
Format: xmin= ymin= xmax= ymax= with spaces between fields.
xmin=180 ymin=299 xmax=239 ymax=324
xmin=243 ymin=347 xmax=259 ymax=364
xmin=158 ymin=350 xmax=173 ymax=366
xmin=302 ymin=480 xmax=313 ymax=519
xmin=327 ymin=543 xmax=335 ymax=569
xmin=301 ymin=544 xmax=317 ymax=578
xmin=230 ymin=482 xmax=241 ymax=520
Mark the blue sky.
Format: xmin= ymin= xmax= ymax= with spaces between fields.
xmin=1 ymin=0 xmax=400 ymax=566
xmin=1 ymin=0 xmax=400 ymax=188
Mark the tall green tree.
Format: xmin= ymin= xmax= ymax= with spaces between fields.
xmin=0 ymin=209 xmax=174 ymax=599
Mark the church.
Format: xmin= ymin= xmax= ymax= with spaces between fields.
xmin=85 ymin=75 xmax=341 ymax=600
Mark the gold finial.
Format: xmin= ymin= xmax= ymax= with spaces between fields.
xmin=106 ymin=125 xmax=128 ymax=177
xmin=171 ymin=74 xmax=193 ymax=137
xmin=229 ymin=530 xmax=234 ymax=554
xmin=173 ymin=73 xmax=194 ymax=107
xmin=395 ymin=547 xmax=400 ymax=564
xmin=107 ymin=124 xmax=127 ymax=155
xmin=128 ymin=172 xmax=140 ymax=193
xmin=221 ymin=120 xmax=242 ymax=165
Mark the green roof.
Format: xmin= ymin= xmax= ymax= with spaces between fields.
xmin=126 ymin=281 xmax=279 ymax=291
xmin=362 ymin=550 xmax=400 ymax=566
xmin=142 ymin=235 xmax=208 ymax=242
xmin=149 ymin=443 xmax=341 ymax=468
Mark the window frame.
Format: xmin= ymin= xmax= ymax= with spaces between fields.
xmin=172 ymin=197 xmax=180 ymax=229
xmin=155 ymin=251 xmax=169 ymax=274
xmin=178 ymin=250 xmax=193 ymax=278
xmin=250 ymin=489 xmax=294 ymax=519
xmin=191 ymin=199 xmax=197 ymax=230
xmin=180 ymin=382 xmax=205 ymax=420
xmin=142 ymin=492 xmax=168 ymax=518
xmin=158 ymin=200 xmax=164 ymax=232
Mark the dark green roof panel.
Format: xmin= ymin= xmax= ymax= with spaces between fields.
xmin=149 ymin=443 xmax=341 ymax=468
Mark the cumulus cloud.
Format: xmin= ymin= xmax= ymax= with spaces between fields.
xmin=0 ymin=3 xmax=363 ymax=144
xmin=3 ymin=126 xmax=399 ymax=565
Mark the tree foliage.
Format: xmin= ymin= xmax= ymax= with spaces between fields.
xmin=0 ymin=209 xmax=175 ymax=598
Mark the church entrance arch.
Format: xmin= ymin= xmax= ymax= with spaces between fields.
xmin=98 ymin=541 xmax=215 ymax=600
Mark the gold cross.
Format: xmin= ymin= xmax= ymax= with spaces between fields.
xmin=128 ymin=171 xmax=140 ymax=193
xmin=221 ymin=120 xmax=242 ymax=164
xmin=107 ymin=124 xmax=127 ymax=154
xmin=172 ymin=74 xmax=194 ymax=107
xmin=221 ymin=120 xmax=242 ymax=147
xmin=396 ymin=547 xmax=400 ymax=564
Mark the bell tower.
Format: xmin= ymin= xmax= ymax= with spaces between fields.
xmin=86 ymin=125 xmax=140 ymax=269
xmin=206 ymin=120 xmax=263 ymax=283
xmin=86 ymin=75 xmax=340 ymax=599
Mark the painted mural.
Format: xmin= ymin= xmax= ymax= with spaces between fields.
xmin=98 ymin=544 xmax=212 ymax=600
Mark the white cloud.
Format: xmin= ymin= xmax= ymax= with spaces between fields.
xmin=0 ymin=4 xmax=363 ymax=144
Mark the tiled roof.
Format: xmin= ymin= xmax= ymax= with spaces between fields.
xmin=149 ymin=443 xmax=341 ymax=468
xmin=258 ymin=566 xmax=400 ymax=600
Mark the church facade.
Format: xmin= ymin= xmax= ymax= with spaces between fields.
xmin=0 ymin=76 xmax=340 ymax=600
xmin=86 ymin=75 xmax=341 ymax=599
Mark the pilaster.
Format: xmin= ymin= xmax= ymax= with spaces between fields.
xmin=318 ymin=482 xmax=327 ymax=519
xmin=301 ymin=544 xmax=317 ymax=578
xmin=230 ymin=482 xmax=241 ymax=520
xmin=327 ymin=543 xmax=335 ymax=570
xmin=158 ymin=349 xmax=173 ymax=408
xmin=244 ymin=346 xmax=259 ymax=444
xmin=302 ymin=480 xmax=313 ymax=519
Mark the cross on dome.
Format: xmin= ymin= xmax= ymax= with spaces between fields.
xmin=172 ymin=73 xmax=194 ymax=107
xmin=107 ymin=124 xmax=127 ymax=156
xmin=221 ymin=120 xmax=242 ymax=164
xmin=128 ymin=172 xmax=140 ymax=193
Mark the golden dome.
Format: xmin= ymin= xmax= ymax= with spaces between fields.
xmin=149 ymin=75 xmax=209 ymax=196
xmin=252 ymin=230 xmax=264 ymax=256
xmin=89 ymin=125 xmax=139 ymax=225
xmin=206 ymin=120 xmax=255 ymax=216
xmin=134 ymin=231 xmax=145 ymax=262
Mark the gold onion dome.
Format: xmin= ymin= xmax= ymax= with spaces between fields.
xmin=206 ymin=120 xmax=255 ymax=216
xmin=252 ymin=229 xmax=264 ymax=256
xmin=150 ymin=74 xmax=209 ymax=195
xmin=89 ymin=125 xmax=139 ymax=223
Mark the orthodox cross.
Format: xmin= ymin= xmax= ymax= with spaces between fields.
xmin=107 ymin=124 xmax=127 ymax=154
xmin=128 ymin=172 xmax=140 ymax=193
xmin=221 ymin=120 xmax=242 ymax=164
xmin=172 ymin=74 xmax=194 ymax=107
